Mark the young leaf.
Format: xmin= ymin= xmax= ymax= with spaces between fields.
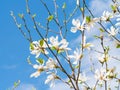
xmin=32 ymin=14 xmax=36 ymax=18
xmin=30 ymin=43 xmax=34 ymax=50
xmin=111 ymin=5 xmax=117 ymax=13
xmin=116 ymin=43 xmax=120 ymax=48
xmin=47 ymin=15 xmax=54 ymax=21
xmin=99 ymin=28 xmax=105 ymax=32
xmin=39 ymin=39 xmax=44 ymax=46
xmin=36 ymin=58 xmax=44 ymax=65
xmin=18 ymin=13 xmax=24 ymax=18
xmin=62 ymin=2 xmax=66 ymax=9
xmin=93 ymin=35 xmax=100 ymax=39
xmin=51 ymin=46 xmax=56 ymax=50
xmin=14 ymin=80 xmax=20 ymax=88
xmin=86 ymin=16 xmax=91 ymax=23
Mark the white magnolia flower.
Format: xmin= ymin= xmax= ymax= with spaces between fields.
xmin=71 ymin=18 xmax=85 ymax=33
xmin=106 ymin=67 xmax=116 ymax=80
xmin=30 ymin=64 xmax=46 ymax=78
xmin=78 ymin=73 xmax=87 ymax=83
xmin=46 ymin=58 xmax=58 ymax=70
xmin=98 ymin=54 xmax=109 ymax=63
xmin=85 ymin=17 xmax=99 ymax=30
xmin=49 ymin=36 xmax=59 ymax=47
xmin=83 ymin=36 xmax=93 ymax=50
xmin=107 ymin=26 xmax=118 ymax=36
xmin=95 ymin=68 xmax=107 ymax=84
xmin=68 ymin=48 xmax=82 ymax=64
xmin=101 ymin=11 xmax=113 ymax=21
xmin=49 ymin=36 xmax=71 ymax=52
xmin=30 ymin=40 xmax=48 ymax=58
xmin=45 ymin=73 xmax=58 ymax=87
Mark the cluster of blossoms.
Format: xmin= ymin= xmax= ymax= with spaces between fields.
xmin=71 ymin=10 xmax=119 ymax=37
xmin=30 ymin=36 xmax=71 ymax=57
xmin=30 ymin=57 xmax=58 ymax=87
xmin=95 ymin=67 xmax=117 ymax=85
xmin=25 ymin=0 xmax=120 ymax=89
xmin=29 ymin=36 xmax=71 ymax=87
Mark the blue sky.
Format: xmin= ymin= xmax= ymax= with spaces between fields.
xmin=0 ymin=0 xmax=76 ymax=90
xmin=1 ymin=0 xmax=120 ymax=90
xmin=0 ymin=0 xmax=34 ymax=89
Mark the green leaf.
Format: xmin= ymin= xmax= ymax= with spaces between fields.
xmin=57 ymin=50 xmax=64 ymax=54
xmin=75 ymin=65 xmax=79 ymax=69
xmin=39 ymin=39 xmax=44 ymax=46
xmin=62 ymin=2 xmax=66 ymax=9
xmin=47 ymin=15 xmax=54 ymax=21
xmin=116 ymin=43 xmax=120 ymax=48
xmin=32 ymin=14 xmax=36 ymax=18
xmin=18 ymin=13 xmax=24 ymax=18
xmin=93 ymin=35 xmax=100 ymax=39
xmin=86 ymin=16 xmax=91 ymax=23
xmin=51 ymin=46 xmax=56 ymax=50
xmin=111 ymin=5 xmax=117 ymax=12
xmin=80 ymin=8 xmax=84 ymax=12
xmin=36 ymin=58 xmax=44 ymax=65
xmin=14 ymin=80 xmax=20 ymax=88
xmin=83 ymin=43 xmax=93 ymax=49
xmin=99 ymin=28 xmax=105 ymax=32
xmin=30 ymin=43 xmax=34 ymax=50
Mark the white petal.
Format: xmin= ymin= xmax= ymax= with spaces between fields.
xmin=30 ymin=71 xmax=40 ymax=78
xmin=115 ymin=23 xmax=120 ymax=26
xmin=33 ymin=64 xmax=39 ymax=69
xmin=71 ymin=27 xmax=77 ymax=33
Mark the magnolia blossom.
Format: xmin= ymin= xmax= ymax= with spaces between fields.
xmin=30 ymin=40 xmax=48 ymax=58
xmin=85 ymin=17 xmax=99 ymax=30
xmin=49 ymin=36 xmax=71 ymax=52
xmin=106 ymin=67 xmax=116 ymax=80
xmin=30 ymin=64 xmax=46 ymax=78
xmin=95 ymin=68 xmax=107 ymax=84
xmin=83 ymin=36 xmax=93 ymax=50
xmin=101 ymin=11 xmax=113 ymax=21
xmin=71 ymin=18 xmax=85 ymax=33
xmin=68 ymin=48 xmax=82 ymax=64
xmin=46 ymin=58 xmax=58 ymax=70
xmin=45 ymin=73 xmax=58 ymax=87
xmin=78 ymin=73 xmax=87 ymax=83
xmin=98 ymin=54 xmax=109 ymax=64
xmin=107 ymin=26 xmax=118 ymax=36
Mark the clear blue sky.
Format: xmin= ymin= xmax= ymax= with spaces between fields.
xmin=0 ymin=0 xmax=76 ymax=90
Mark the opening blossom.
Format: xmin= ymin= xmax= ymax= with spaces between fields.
xmin=49 ymin=36 xmax=71 ymax=52
xmin=68 ymin=48 xmax=82 ymax=65
xmin=30 ymin=40 xmax=48 ymax=58
xmin=101 ymin=11 xmax=113 ymax=21
xmin=30 ymin=64 xmax=47 ymax=78
xmin=78 ymin=73 xmax=87 ymax=84
xmin=46 ymin=58 xmax=58 ymax=70
xmin=71 ymin=18 xmax=86 ymax=33
xmin=45 ymin=73 xmax=58 ymax=87
xmin=107 ymin=26 xmax=118 ymax=36
xmin=95 ymin=68 xmax=107 ymax=84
